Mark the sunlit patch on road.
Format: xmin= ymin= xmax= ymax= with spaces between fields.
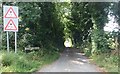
xmin=71 ymin=60 xmax=84 ymax=65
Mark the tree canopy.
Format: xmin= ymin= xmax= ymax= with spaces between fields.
xmin=0 ymin=2 xmax=119 ymax=55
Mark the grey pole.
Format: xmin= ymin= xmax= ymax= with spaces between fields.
xmin=15 ymin=32 xmax=17 ymax=53
xmin=7 ymin=31 xmax=9 ymax=52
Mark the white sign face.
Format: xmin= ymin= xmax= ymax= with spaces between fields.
xmin=3 ymin=6 xmax=18 ymax=32
xmin=4 ymin=19 xmax=18 ymax=30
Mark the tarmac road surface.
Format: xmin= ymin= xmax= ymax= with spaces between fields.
xmin=38 ymin=48 xmax=102 ymax=72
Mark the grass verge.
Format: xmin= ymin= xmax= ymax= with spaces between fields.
xmin=91 ymin=53 xmax=118 ymax=72
xmin=0 ymin=49 xmax=59 ymax=72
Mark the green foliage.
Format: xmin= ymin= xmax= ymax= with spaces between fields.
xmin=17 ymin=2 xmax=42 ymax=48
xmin=2 ymin=2 xmax=65 ymax=50
xmin=84 ymin=48 xmax=91 ymax=57
xmin=2 ymin=2 xmax=116 ymax=55
xmin=91 ymin=54 xmax=118 ymax=72
xmin=1 ymin=2 xmax=119 ymax=72
xmin=0 ymin=50 xmax=59 ymax=72
xmin=1 ymin=52 xmax=17 ymax=66
xmin=70 ymin=2 xmax=111 ymax=55
xmin=90 ymin=3 xmax=110 ymax=54
xmin=70 ymin=2 xmax=92 ymax=45
xmin=91 ymin=29 xmax=109 ymax=54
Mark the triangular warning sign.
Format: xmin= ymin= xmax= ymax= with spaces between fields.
xmin=5 ymin=19 xmax=17 ymax=30
xmin=4 ymin=7 xmax=17 ymax=18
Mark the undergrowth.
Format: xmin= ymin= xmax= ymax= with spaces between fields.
xmin=91 ymin=53 xmax=118 ymax=72
xmin=0 ymin=49 xmax=59 ymax=72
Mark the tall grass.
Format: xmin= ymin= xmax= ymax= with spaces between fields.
xmin=0 ymin=50 xmax=59 ymax=72
xmin=91 ymin=53 xmax=118 ymax=72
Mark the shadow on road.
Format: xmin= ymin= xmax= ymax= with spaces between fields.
xmin=38 ymin=47 xmax=102 ymax=72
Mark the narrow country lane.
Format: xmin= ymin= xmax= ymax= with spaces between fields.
xmin=38 ymin=48 xmax=102 ymax=72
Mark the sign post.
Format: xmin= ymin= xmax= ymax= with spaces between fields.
xmin=3 ymin=6 xmax=18 ymax=53
xmin=0 ymin=25 xmax=3 ymax=49
xmin=15 ymin=32 xmax=17 ymax=53
xmin=7 ymin=31 xmax=9 ymax=52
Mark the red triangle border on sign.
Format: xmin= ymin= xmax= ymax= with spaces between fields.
xmin=4 ymin=7 xmax=17 ymax=18
xmin=5 ymin=19 xmax=17 ymax=30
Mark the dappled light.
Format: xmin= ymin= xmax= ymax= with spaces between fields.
xmin=64 ymin=68 xmax=71 ymax=72
xmin=76 ymin=58 xmax=87 ymax=62
xmin=0 ymin=2 xmax=119 ymax=72
xmin=75 ymin=52 xmax=85 ymax=56
xmin=70 ymin=60 xmax=84 ymax=65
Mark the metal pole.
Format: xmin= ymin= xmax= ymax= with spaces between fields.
xmin=7 ymin=31 xmax=9 ymax=52
xmin=0 ymin=1 xmax=3 ymax=49
xmin=1 ymin=31 xmax=2 ymax=47
xmin=0 ymin=31 xmax=1 ymax=49
xmin=15 ymin=32 xmax=17 ymax=53
xmin=0 ymin=31 xmax=2 ymax=49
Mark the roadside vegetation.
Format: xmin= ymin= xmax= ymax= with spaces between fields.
xmin=91 ymin=53 xmax=118 ymax=72
xmin=0 ymin=49 xmax=59 ymax=72
xmin=0 ymin=2 xmax=119 ymax=72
